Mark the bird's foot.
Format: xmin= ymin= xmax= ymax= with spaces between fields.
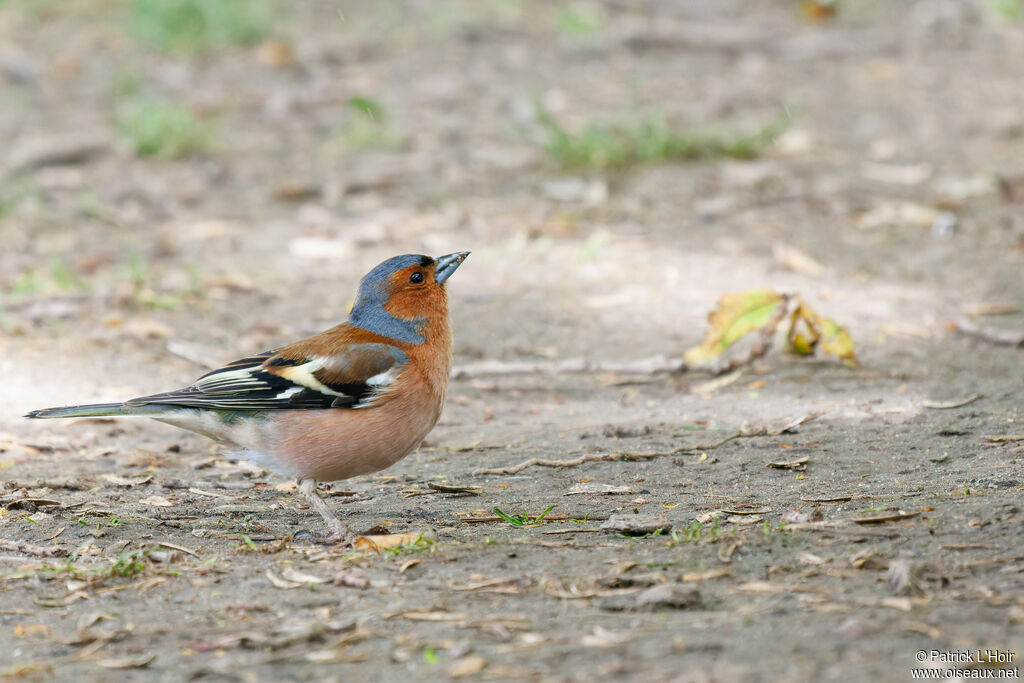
xmin=313 ymin=514 xmax=355 ymax=545
xmin=297 ymin=478 xmax=355 ymax=545
xmin=292 ymin=528 xmax=353 ymax=545
xmin=314 ymin=529 xmax=354 ymax=545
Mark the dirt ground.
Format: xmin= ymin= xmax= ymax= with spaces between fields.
xmin=1 ymin=1 xmax=1023 ymax=681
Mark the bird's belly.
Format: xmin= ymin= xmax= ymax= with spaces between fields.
xmin=260 ymin=389 xmax=443 ymax=482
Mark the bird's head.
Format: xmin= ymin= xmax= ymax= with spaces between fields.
xmin=349 ymin=252 xmax=469 ymax=344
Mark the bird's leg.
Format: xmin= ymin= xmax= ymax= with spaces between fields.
xmin=297 ymin=478 xmax=353 ymax=544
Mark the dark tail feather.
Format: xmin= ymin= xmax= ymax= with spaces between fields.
xmin=25 ymin=403 xmax=128 ymax=419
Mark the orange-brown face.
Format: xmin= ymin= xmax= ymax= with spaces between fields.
xmin=383 ymin=263 xmax=448 ymax=321
xmin=349 ymin=253 xmax=467 ymax=345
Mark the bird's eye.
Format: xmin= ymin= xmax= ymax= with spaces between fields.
xmin=409 ymin=271 xmax=425 ymax=284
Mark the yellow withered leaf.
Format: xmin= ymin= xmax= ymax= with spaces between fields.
xmin=789 ymin=332 xmax=815 ymax=356
xmin=684 ymin=289 xmax=786 ymax=363
xmin=687 ymin=289 xmax=857 ymax=367
xmin=786 ymin=300 xmax=858 ymax=366
xmin=818 ymin=317 xmax=857 ymax=365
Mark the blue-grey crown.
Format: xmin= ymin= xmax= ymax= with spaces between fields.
xmin=348 ymin=254 xmax=434 ymax=344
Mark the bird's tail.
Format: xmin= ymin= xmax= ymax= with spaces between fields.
xmin=24 ymin=403 xmax=176 ymax=419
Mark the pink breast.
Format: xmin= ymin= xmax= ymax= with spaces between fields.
xmin=266 ymin=384 xmax=443 ymax=482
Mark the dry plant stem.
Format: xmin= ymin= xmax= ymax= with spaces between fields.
xmin=0 ymin=540 xmax=68 ymax=557
xmin=984 ymin=435 xmax=1024 ymax=443
xmin=3 ymin=480 xmax=91 ymax=491
xmin=921 ymin=393 xmax=982 ymax=409
xmin=952 ymin=317 xmax=1024 ymax=347
xmin=473 ymin=412 xmax=825 ymax=476
xmin=452 ymin=355 xmax=687 ymax=380
xmin=297 ymin=479 xmax=353 ymax=544
xmin=473 ymin=433 xmax=744 ymax=476
xmin=781 ymin=522 xmax=902 ymax=538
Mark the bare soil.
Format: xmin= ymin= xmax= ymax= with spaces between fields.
xmin=1 ymin=2 xmax=1022 ymax=681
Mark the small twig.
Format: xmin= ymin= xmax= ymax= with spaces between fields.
xmin=984 ymin=435 xmax=1024 ymax=443
xmin=0 ymin=540 xmax=69 ymax=557
xmin=767 ymin=411 xmax=826 ymax=435
xmin=852 ymin=511 xmax=921 ymax=525
xmin=401 ymin=483 xmax=481 ymax=498
xmin=780 ymin=523 xmax=903 ymax=538
xmin=474 ymin=412 xmax=826 ymax=477
xmin=767 ymin=456 xmax=809 ymax=471
xmin=3 ymin=480 xmax=92 ymax=491
xmin=689 ymin=370 xmax=743 ymax=395
xmin=460 ymin=514 xmax=588 ymax=524
xmin=428 ymin=483 xmax=480 ymax=495
xmin=473 ymin=433 xmax=744 ymax=476
xmin=159 ymin=542 xmax=198 ymax=557
xmin=921 ymin=394 xmax=982 ymax=410
xmin=951 ymin=317 xmax=1024 ymax=347
xmin=452 ymin=355 xmax=686 ymax=380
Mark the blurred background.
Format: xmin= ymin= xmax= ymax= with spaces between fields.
xmin=1 ymin=4 xmax=1023 ymax=677
xmin=1 ymin=0 xmax=1022 ymax=412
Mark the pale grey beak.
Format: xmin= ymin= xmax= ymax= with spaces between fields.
xmin=435 ymin=251 xmax=470 ymax=284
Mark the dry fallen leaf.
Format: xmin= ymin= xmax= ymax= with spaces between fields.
xmin=280 ymin=568 xmax=328 ymax=585
xmin=581 ymin=627 xmax=634 ymax=648
xmin=786 ymin=300 xmax=857 ymax=365
xmin=767 ymin=456 xmax=809 ymax=471
xmin=878 ymin=596 xmax=913 ymax=612
xmin=734 ymin=582 xmax=826 ymax=595
xmin=600 ymin=515 xmax=672 ymax=536
xmin=97 ymin=653 xmax=155 ymax=669
xmin=565 ymin=483 xmax=634 ymax=496
xmin=781 ymin=509 xmax=812 ymax=524
xmin=860 ymin=161 xmax=933 ymax=185
xmin=449 ymin=576 xmax=532 ymax=594
xmin=13 ymin=624 xmax=50 ymax=638
xmin=685 ymin=289 xmax=786 ymax=364
xmin=695 ymin=511 xmax=724 ymax=525
xmin=333 ymin=571 xmax=370 ymax=588
xmin=853 ymin=511 xmax=921 ymax=524
xmin=352 ymin=531 xmax=426 ymax=552
xmin=726 ymin=514 xmax=763 ymax=526
xmin=101 ymin=474 xmax=153 ymax=487
xmin=686 ymin=290 xmax=857 ymax=367
xmin=397 ymin=611 xmax=469 ymax=622
xmin=257 ymin=40 xmax=296 ymax=67
xmin=887 ymin=559 xmax=927 ymax=597
xmin=680 ymin=568 xmax=732 ymax=582
xmin=717 ymin=539 xmax=743 ymax=563
xmin=772 ymin=243 xmax=826 ymax=277
xmin=797 ymin=552 xmax=827 ymax=565
xmin=849 ymin=549 xmax=887 ymax=570
xmin=633 ymin=584 xmax=702 ymax=610
xmin=266 ymin=569 xmax=304 ymax=590
xmin=856 ymin=200 xmax=938 ymax=229
xmin=449 ymin=656 xmax=488 ymax=677
xmin=138 ymin=496 xmax=174 ymax=507
xmin=721 ymin=507 xmax=771 ymax=515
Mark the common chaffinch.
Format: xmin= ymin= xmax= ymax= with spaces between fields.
xmin=27 ymin=252 xmax=470 ymax=543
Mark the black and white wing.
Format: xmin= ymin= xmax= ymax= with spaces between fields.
xmin=125 ymin=343 xmax=408 ymax=411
